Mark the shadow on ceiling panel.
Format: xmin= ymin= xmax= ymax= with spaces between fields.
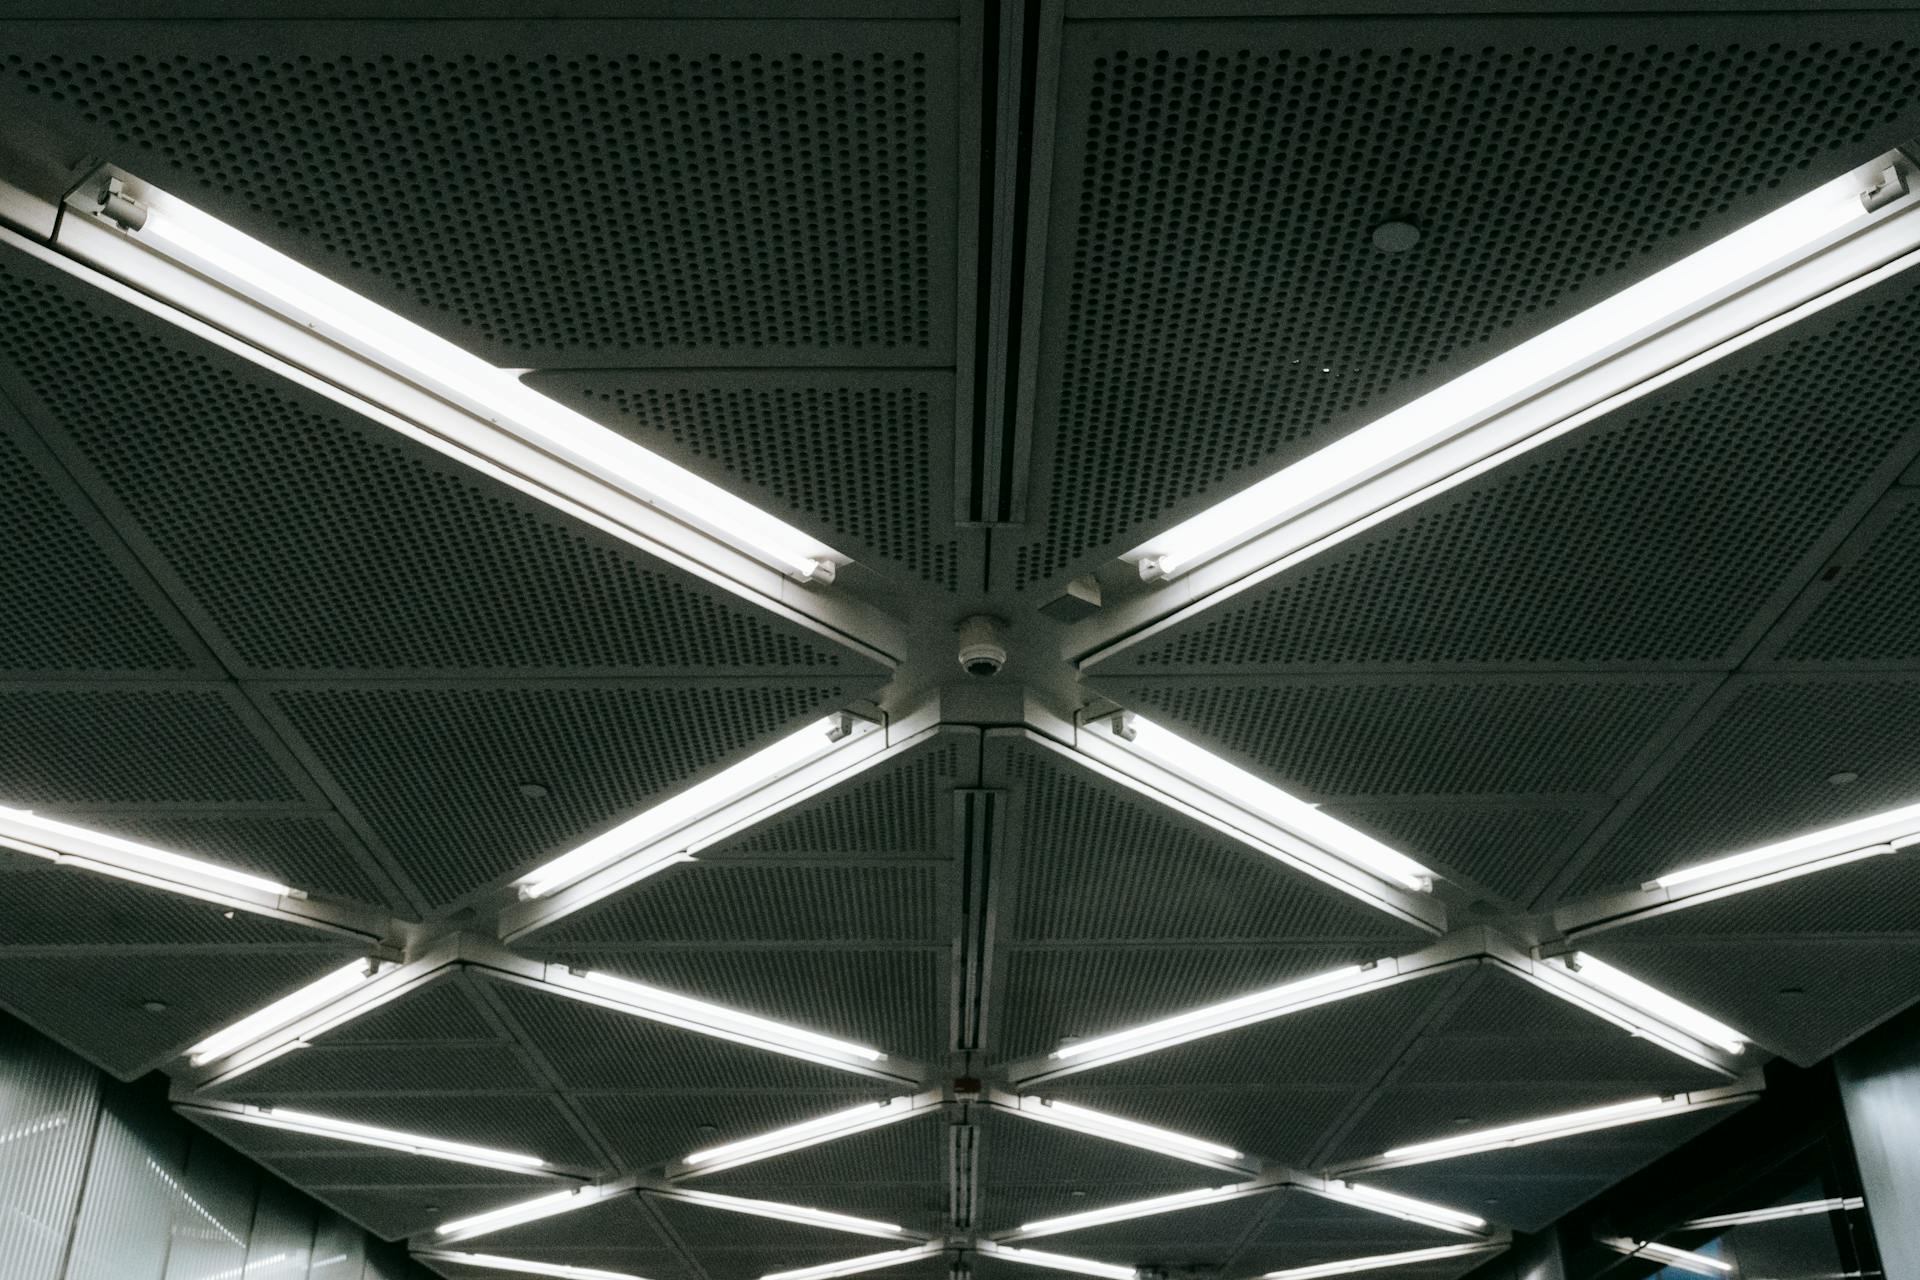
xmin=1319 ymin=964 xmax=1731 ymax=1167
xmin=1561 ymin=674 xmax=1920 ymax=899
xmin=997 ymin=736 xmax=1434 ymax=945
xmin=0 ymin=20 xmax=958 ymax=368
xmin=1355 ymin=1100 xmax=1749 ymax=1234
xmin=1098 ymin=676 xmax=1710 ymax=802
xmin=569 ymin=1089 xmax=890 ymax=1177
xmin=1088 ymin=270 xmax=1920 ymax=674
xmin=530 ymin=370 xmax=966 ymax=592
xmin=1012 ymin=13 xmax=1920 ymax=592
xmin=1574 ymin=854 xmax=1920 ymax=1066
xmin=261 ymin=680 xmax=866 ymax=915
xmin=0 ymin=240 xmax=885 ymax=681
xmin=0 ymin=403 xmax=210 ymax=678
xmin=1322 ymin=800 xmax=1610 ymax=914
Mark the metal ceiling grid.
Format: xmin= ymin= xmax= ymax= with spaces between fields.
xmin=1011 ymin=12 xmax=1920 ymax=594
xmin=7 ymin=3 xmax=1920 ymax=1278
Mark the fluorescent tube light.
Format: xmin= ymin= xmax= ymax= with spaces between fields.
xmin=662 ymin=1189 xmax=909 ymax=1239
xmin=1380 ymin=1097 xmax=1669 ymax=1164
xmin=205 ymin=1104 xmax=546 ymax=1173
xmin=680 ymin=1098 xmax=925 ymax=1174
xmin=413 ymin=1253 xmax=644 ymax=1280
xmin=436 ymin=1184 xmax=633 ymax=1242
xmin=1650 ymin=800 xmax=1920 ymax=894
xmin=1077 ymin=715 xmax=1433 ymax=894
xmin=1539 ymin=953 xmax=1748 ymax=1057
xmin=976 ymin=1242 xmax=1136 ymax=1280
xmin=1256 ymin=1243 xmax=1504 ymax=1280
xmin=0 ymin=805 xmax=293 ymax=898
xmin=1011 ymin=1098 xmax=1244 ymax=1170
xmin=1613 ymin=1242 xmax=1732 ymax=1277
xmin=553 ymin=968 xmax=883 ymax=1070
xmin=761 ymin=1242 xmax=946 ymax=1280
xmin=1126 ymin=153 xmax=1920 ymax=582
xmin=118 ymin=189 xmax=837 ymax=583
xmin=1680 ymin=1197 xmax=1864 ymax=1229
xmin=516 ymin=714 xmax=881 ymax=901
xmin=1016 ymin=1185 xmax=1249 ymax=1237
xmin=1317 ymin=1182 xmax=1487 ymax=1235
xmin=1048 ymin=962 xmax=1377 ymax=1068
xmin=187 ymin=959 xmax=381 ymax=1066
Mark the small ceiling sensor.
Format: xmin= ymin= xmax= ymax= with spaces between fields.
xmin=1371 ymin=219 xmax=1423 ymax=253
xmin=140 ymin=1000 xmax=168 ymax=1015
xmin=696 ymin=1123 xmax=721 ymax=1136
xmin=1827 ymin=771 xmax=1860 ymax=786
xmin=957 ymin=614 xmax=1009 ymax=678
xmin=518 ymin=782 xmax=552 ymax=799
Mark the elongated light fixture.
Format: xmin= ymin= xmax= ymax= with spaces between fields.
xmin=102 ymin=184 xmax=838 ymax=584
xmin=1536 ymin=953 xmax=1748 ymax=1058
xmin=1649 ymin=800 xmax=1920 ymax=896
xmin=1602 ymin=1241 xmax=1731 ymax=1277
xmin=550 ymin=968 xmax=884 ymax=1071
xmin=662 ymin=1189 xmax=910 ymax=1240
xmin=1378 ymin=1097 xmax=1671 ymax=1165
xmin=679 ymin=1097 xmax=929 ymax=1175
xmin=1046 ymin=961 xmax=1381 ymax=1070
xmin=1315 ymin=1182 xmax=1487 ymax=1236
xmin=1010 ymin=1098 xmax=1245 ymax=1171
xmin=516 ymin=714 xmax=882 ymax=902
xmin=1015 ymin=1185 xmax=1252 ymax=1237
xmin=188 ymin=959 xmax=383 ymax=1066
xmin=436 ymin=1184 xmax=635 ymax=1243
xmin=975 ymin=1242 xmax=1136 ymax=1280
xmin=1125 ymin=150 xmax=1920 ymax=583
xmin=1679 ymin=1197 xmax=1863 ymax=1229
xmin=196 ymin=1104 xmax=546 ymax=1174
xmin=761 ymin=1242 xmax=947 ymax=1280
xmin=1256 ymin=1243 xmax=1505 ymax=1280
xmin=413 ymin=1253 xmax=645 ymax=1280
xmin=0 ymin=805 xmax=293 ymax=899
xmin=1074 ymin=714 xmax=1434 ymax=897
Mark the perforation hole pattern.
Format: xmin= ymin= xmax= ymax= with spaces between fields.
xmin=1019 ymin=36 xmax=1920 ymax=587
xmin=1114 ymin=281 xmax=1920 ymax=669
xmin=545 ymin=376 xmax=959 ymax=589
xmin=3 ymin=47 xmax=937 ymax=360
xmin=0 ymin=250 xmax=861 ymax=674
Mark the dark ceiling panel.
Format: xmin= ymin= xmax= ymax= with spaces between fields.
xmin=570 ymin=1089 xmax=888 ymax=1175
xmin=0 ymin=241 xmax=883 ymax=680
xmin=1240 ymin=1186 xmax=1466 ymax=1266
xmin=1769 ymin=489 xmax=1920 ymax=665
xmin=1323 ymin=801 xmax=1609 ymax=912
xmin=530 ymin=370 xmax=966 ymax=592
xmin=1320 ymin=965 xmax=1730 ymax=1166
xmin=1013 ymin=13 xmax=1920 ymax=590
xmin=1095 ymin=272 xmax=1920 ymax=672
xmin=455 ymin=1193 xmax=694 ymax=1280
xmin=1100 ymin=676 xmax=1708 ymax=801
xmin=0 ymin=20 xmax=958 ymax=368
xmin=1357 ymin=1101 xmax=1749 ymax=1233
xmin=262 ymin=680 xmax=866 ymax=914
xmin=977 ymin=1106 xmax=1225 ymax=1212
xmin=1563 ymin=675 xmax=1920 ymax=898
xmin=1030 ymin=1190 xmax=1273 ymax=1268
xmin=1577 ymin=854 xmax=1920 ymax=1066
xmin=692 ymin=1106 xmax=950 ymax=1233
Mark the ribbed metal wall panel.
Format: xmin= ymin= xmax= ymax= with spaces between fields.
xmin=164 ymin=1129 xmax=259 ymax=1280
xmin=242 ymin=1180 xmax=315 ymax=1280
xmin=63 ymin=1085 xmax=188 ymax=1280
xmin=0 ymin=1025 xmax=102 ymax=1280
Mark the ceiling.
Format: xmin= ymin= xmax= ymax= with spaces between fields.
xmin=3 ymin=3 xmax=1920 ymax=1279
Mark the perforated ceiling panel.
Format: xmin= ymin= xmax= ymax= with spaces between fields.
xmin=1322 ymin=801 xmax=1608 ymax=912
xmin=1026 ymin=1189 xmax=1272 ymax=1269
xmin=439 ymin=1194 xmax=692 ymax=1280
xmin=0 ymin=21 xmax=956 ymax=367
xmin=691 ymin=1105 xmax=950 ymax=1234
xmin=1014 ymin=14 xmax=1920 ymax=590
xmin=1095 ymin=273 xmax=1920 ymax=672
xmin=0 ymin=242 xmax=881 ymax=680
xmin=263 ymin=681 xmax=864 ymax=913
xmin=532 ymin=370 xmax=965 ymax=591
xmin=1770 ymin=489 xmax=1920 ymax=664
xmin=1239 ymin=1188 xmax=1463 ymax=1271
xmin=1563 ymin=675 xmax=1920 ymax=898
xmin=1047 ymin=973 xmax=1464 ymax=1167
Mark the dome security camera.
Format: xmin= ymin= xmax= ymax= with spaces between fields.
xmin=956 ymin=615 xmax=1008 ymax=678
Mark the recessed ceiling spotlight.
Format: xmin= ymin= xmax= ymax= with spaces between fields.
xmin=1371 ymin=220 xmax=1422 ymax=253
